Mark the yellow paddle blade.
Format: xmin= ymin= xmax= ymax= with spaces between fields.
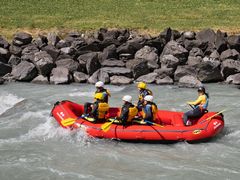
xmin=61 ymin=118 xmax=76 ymax=126
xmin=84 ymin=117 xmax=96 ymax=122
xmin=206 ymin=109 xmax=226 ymax=121
xmin=101 ymin=121 xmax=114 ymax=132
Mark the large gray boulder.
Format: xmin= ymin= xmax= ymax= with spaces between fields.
xmin=8 ymin=55 xmax=21 ymax=66
xmin=187 ymin=56 xmax=203 ymax=66
xmin=47 ymin=32 xmax=60 ymax=46
xmin=50 ymin=67 xmax=71 ymax=84
xmin=31 ymin=75 xmax=49 ymax=84
xmin=110 ymin=76 xmax=133 ymax=85
xmin=77 ymin=52 xmax=101 ymax=74
xmin=21 ymin=45 xmax=39 ymax=62
xmin=100 ymin=44 xmax=118 ymax=62
xmin=9 ymin=44 xmax=22 ymax=56
xmin=136 ymin=72 xmax=158 ymax=83
xmin=13 ymin=32 xmax=33 ymax=46
xmin=41 ymin=45 xmax=60 ymax=61
xmin=155 ymin=76 xmax=174 ymax=85
xmin=160 ymin=40 xmax=188 ymax=64
xmin=174 ymin=65 xmax=197 ymax=81
xmin=33 ymin=51 xmax=55 ymax=76
xmin=56 ymin=58 xmax=80 ymax=73
xmin=215 ymin=30 xmax=228 ymax=53
xmin=0 ymin=47 xmax=10 ymax=63
xmin=154 ymin=68 xmax=174 ymax=78
xmin=116 ymin=37 xmax=144 ymax=55
xmin=0 ymin=36 xmax=9 ymax=49
xmin=183 ymin=39 xmax=207 ymax=51
xmin=196 ymin=28 xmax=216 ymax=44
xmin=98 ymin=69 xmax=110 ymax=84
xmin=87 ymin=69 xmax=100 ymax=84
xmin=227 ymin=35 xmax=240 ymax=52
xmin=226 ymin=73 xmax=240 ymax=85
xmin=220 ymin=49 xmax=239 ymax=61
xmin=100 ymin=67 xmax=132 ymax=78
xmin=73 ymin=72 xmax=88 ymax=83
xmin=178 ymin=75 xmax=202 ymax=88
xmin=126 ymin=59 xmax=149 ymax=79
xmin=189 ymin=47 xmax=204 ymax=57
xmin=182 ymin=31 xmax=195 ymax=40
xmin=11 ymin=61 xmax=37 ymax=81
xmin=0 ymin=62 xmax=12 ymax=76
xmin=135 ymin=46 xmax=159 ymax=63
xmin=160 ymin=54 xmax=180 ymax=69
xmin=221 ymin=59 xmax=240 ymax=78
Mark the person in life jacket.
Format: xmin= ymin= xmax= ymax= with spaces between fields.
xmin=141 ymin=95 xmax=158 ymax=124
xmin=117 ymin=95 xmax=138 ymax=126
xmin=82 ymin=93 xmax=109 ymax=122
xmin=95 ymin=81 xmax=111 ymax=103
xmin=137 ymin=82 xmax=153 ymax=110
xmin=183 ymin=87 xmax=209 ymax=126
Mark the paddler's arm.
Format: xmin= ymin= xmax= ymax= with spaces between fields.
xmin=187 ymin=96 xmax=204 ymax=106
xmin=119 ymin=106 xmax=129 ymax=126
xmin=91 ymin=102 xmax=98 ymax=117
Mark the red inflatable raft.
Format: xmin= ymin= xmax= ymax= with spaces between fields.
xmin=51 ymin=100 xmax=224 ymax=142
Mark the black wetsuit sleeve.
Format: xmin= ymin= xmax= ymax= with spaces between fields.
xmin=91 ymin=101 xmax=99 ymax=117
xmin=119 ymin=104 xmax=131 ymax=126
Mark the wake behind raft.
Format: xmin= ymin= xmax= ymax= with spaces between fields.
xmin=51 ymin=100 xmax=224 ymax=143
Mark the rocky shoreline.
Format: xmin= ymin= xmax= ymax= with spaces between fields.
xmin=0 ymin=28 xmax=240 ymax=87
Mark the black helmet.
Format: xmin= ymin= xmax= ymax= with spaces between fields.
xmin=198 ymin=86 xmax=205 ymax=93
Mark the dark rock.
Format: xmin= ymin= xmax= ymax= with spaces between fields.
xmin=209 ymin=50 xmax=220 ymax=61
xmin=215 ymin=30 xmax=228 ymax=53
xmin=32 ymin=35 xmax=48 ymax=48
xmin=174 ymin=65 xmax=197 ymax=81
xmin=155 ymin=76 xmax=174 ymax=85
xmin=154 ymin=68 xmax=174 ymax=78
xmin=87 ymin=69 xmax=100 ymax=84
xmin=116 ymin=37 xmax=145 ymax=55
xmin=227 ymin=35 xmax=240 ymax=52
xmin=187 ymin=56 xmax=203 ymax=66
xmin=73 ymin=72 xmax=89 ymax=83
xmin=196 ymin=29 xmax=216 ymax=44
xmin=182 ymin=31 xmax=195 ymax=40
xmin=126 ymin=59 xmax=149 ymax=79
xmin=159 ymin=27 xmax=180 ymax=43
xmin=178 ymin=75 xmax=202 ymax=88
xmin=221 ymin=59 xmax=240 ymax=78
xmin=9 ymin=44 xmax=22 ymax=56
xmin=98 ymin=69 xmax=110 ymax=84
xmin=78 ymin=38 xmax=101 ymax=52
xmin=31 ymin=75 xmax=49 ymax=84
xmin=100 ymin=67 xmax=132 ymax=78
xmin=33 ymin=51 xmax=55 ymax=76
xmin=56 ymin=58 xmax=80 ymax=73
xmin=0 ymin=36 xmax=10 ymax=49
xmin=101 ymin=59 xmax=125 ymax=67
xmin=47 ymin=32 xmax=60 ymax=46
xmin=41 ymin=45 xmax=60 ymax=61
xmin=194 ymin=61 xmax=223 ymax=82
xmin=147 ymin=61 xmax=159 ymax=71
xmin=0 ymin=77 xmax=4 ymax=85
xmin=189 ymin=47 xmax=204 ymax=57
xmin=160 ymin=54 xmax=180 ymax=69
xmin=56 ymin=40 xmax=71 ymax=49
xmin=135 ymin=46 xmax=159 ymax=63
xmin=68 ymin=32 xmax=81 ymax=38
xmin=13 ymin=32 xmax=33 ymax=46
xmin=77 ymin=52 xmax=99 ymax=74
xmin=220 ymin=49 xmax=239 ymax=61
xmin=8 ymin=55 xmax=21 ymax=66
xmin=86 ymin=54 xmax=101 ymax=76
xmin=50 ymin=67 xmax=71 ymax=84
xmin=0 ymin=47 xmax=10 ymax=63
xmin=21 ymin=45 xmax=39 ymax=62
xmin=136 ymin=72 xmax=158 ymax=83
xmin=100 ymin=44 xmax=117 ymax=62
xmin=0 ymin=62 xmax=12 ymax=76
xmin=11 ymin=61 xmax=37 ymax=81
xmin=160 ymin=40 xmax=188 ymax=64
xmin=119 ymin=53 xmax=134 ymax=60
xmin=226 ymin=73 xmax=240 ymax=85
xmin=184 ymin=39 xmax=208 ymax=51
xmin=60 ymin=47 xmax=72 ymax=54
xmin=145 ymin=37 xmax=165 ymax=53
xmin=110 ymin=76 xmax=133 ymax=85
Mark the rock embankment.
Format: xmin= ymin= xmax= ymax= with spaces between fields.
xmin=0 ymin=28 xmax=240 ymax=86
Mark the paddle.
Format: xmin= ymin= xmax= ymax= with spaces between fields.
xmin=61 ymin=118 xmax=76 ymax=127
xmin=133 ymin=119 xmax=164 ymax=127
xmin=188 ymin=104 xmax=195 ymax=110
xmin=101 ymin=118 xmax=116 ymax=132
xmin=206 ymin=109 xmax=226 ymax=121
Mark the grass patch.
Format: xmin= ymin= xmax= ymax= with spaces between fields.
xmin=0 ymin=0 xmax=240 ymax=38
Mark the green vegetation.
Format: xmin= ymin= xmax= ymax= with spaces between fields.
xmin=0 ymin=0 xmax=240 ymax=37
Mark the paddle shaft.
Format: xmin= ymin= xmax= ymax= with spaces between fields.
xmin=206 ymin=109 xmax=226 ymax=121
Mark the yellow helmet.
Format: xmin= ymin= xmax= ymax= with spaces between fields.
xmin=94 ymin=93 xmax=104 ymax=100
xmin=137 ymin=82 xmax=147 ymax=89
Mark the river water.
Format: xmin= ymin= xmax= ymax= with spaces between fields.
xmin=0 ymin=83 xmax=239 ymax=180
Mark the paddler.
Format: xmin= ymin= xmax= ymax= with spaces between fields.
xmin=183 ymin=86 xmax=209 ymax=126
xmin=115 ymin=95 xmax=138 ymax=126
xmin=137 ymin=82 xmax=153 ymax=110
xmin=140 ymin=95 xmax=158 ymax=124
xmin=82 ymin=93 xmax=109 ymax=122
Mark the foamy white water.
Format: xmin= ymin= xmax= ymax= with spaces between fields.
xmin=0 ymin=82 xmax=239 ymax=180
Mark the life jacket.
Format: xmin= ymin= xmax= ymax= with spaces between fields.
xmin=127 ymin=106 xmax=138 ymax=122
xmin=142 ymin=103 xmax=158 ymax=121
xmin=139 ymin=89 xmax=152 ymax=101
xmin=95 ymin=89 xmax=111 ymax=103
xmin=97 ymin=102 xmax=109 ymax=119
xmin=197 ymin=94 xmax=209 ymax=111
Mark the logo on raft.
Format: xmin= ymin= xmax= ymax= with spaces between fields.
xmin=213 ymin=121 xmax=222 ymax=130
xmin=193 ymin=129 xmax=202 ymax=134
